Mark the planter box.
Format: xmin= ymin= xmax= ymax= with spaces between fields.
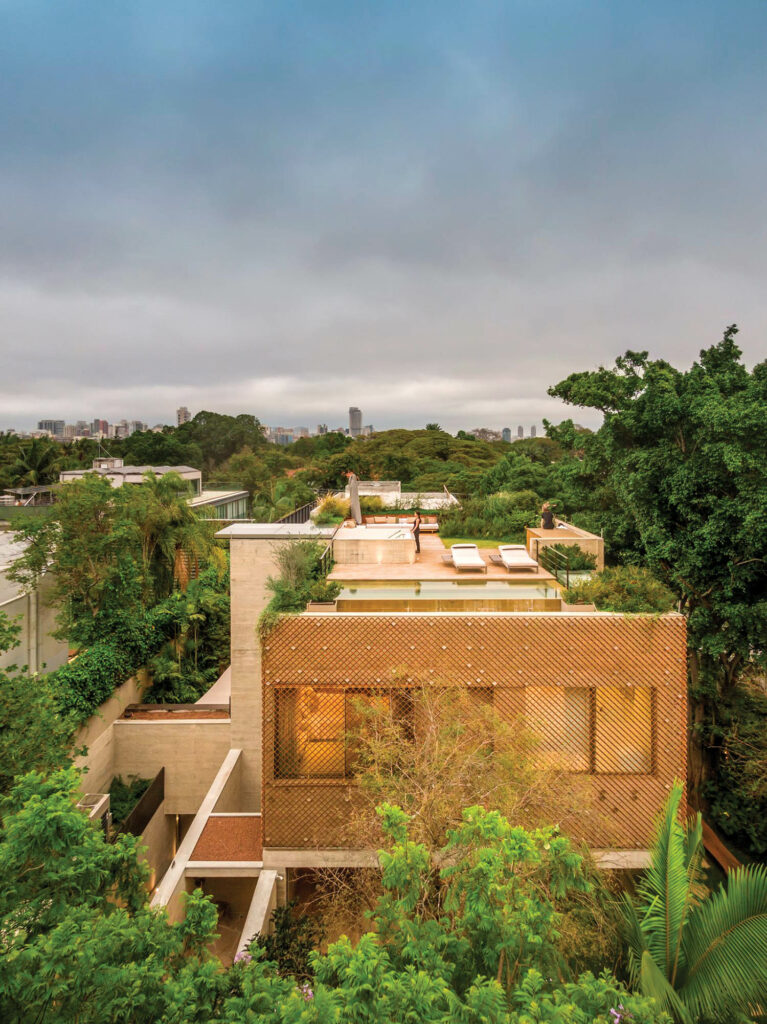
xmin=306 ymin=601 xmax=337 ymax=613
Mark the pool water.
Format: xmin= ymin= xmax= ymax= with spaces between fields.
xmin=336 ymin=580 xmax=561 ymax=611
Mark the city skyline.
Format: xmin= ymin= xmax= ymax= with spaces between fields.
xmin=2 ymin=3 xmax=766 ymax=433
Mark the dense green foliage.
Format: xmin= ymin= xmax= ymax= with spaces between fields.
xmin=8 ymin=474 xmax=230 ymax=719
xmin=36 ymin=565 xmax=229 ymax=719
xmin=564 ymin=566 xmax=677 ymax=613
xmin=108 ymin=775 xmax=151 ymax=827
xmin=0 ymin=613 xmax=73 ymax=797
xmin=703 ymin=678 xmax=767 ymax=856
xmin=550 ymin=328 xmax=767 ymax=832
xmin=144 ymin=565 xmax=231 ymax=703
xmin=0 ymin=768 xmax=669 ymax=1023
xmin=439 ymin=489 xmax=542 ymax=544
xmin=253 ymin=901 xmax=325 ymax=981
xmin=622 ymin=782 xmax=767 ymax=1023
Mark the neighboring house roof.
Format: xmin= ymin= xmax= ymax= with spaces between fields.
xmin=188 ymin=490 xmax=249 ymax=507
xmin=3 ymin=485 xmax=57 ymax=495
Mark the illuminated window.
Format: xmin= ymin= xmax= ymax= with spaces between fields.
xmin=525 ymin=686 xmax=590 ymax=771
xmin=274 ymin=687 xmax=393 ymax=779
xmin=524 ymin=685 xmax=654 ymax=774
xmin=594 ymin=686 xmax=653 ymax=773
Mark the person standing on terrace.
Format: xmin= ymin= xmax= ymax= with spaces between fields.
xmin=540 ymin=502 xmax=555 ymax=529
xmin=412 ymin=510 xmax=422 ymax=554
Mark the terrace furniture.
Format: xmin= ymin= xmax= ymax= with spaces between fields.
xmin=496 ymin=544 xmax=539 ymax=572
xmin=448 ymin=543 xmax=488 ymax=573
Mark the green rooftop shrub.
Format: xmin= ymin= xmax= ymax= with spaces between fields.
xmin=564 ymin=565 xmax=676 ymax=613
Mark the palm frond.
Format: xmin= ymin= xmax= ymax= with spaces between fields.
xmin=621 ymin=891 xmax=649 ymax=990
xmin=681 ymin=863 xmax=767 ymax=1022
xmin=638 ymin=949 xmax=694 ymax=1024
xmin=635 ymin=781 xmax=691 ymax=980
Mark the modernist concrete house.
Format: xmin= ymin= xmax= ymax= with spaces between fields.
xmin=59 ymin=458 xmax=248 ymax=519
xmin=60 ymin=457 xmax=203 ymax=492
xmin=77 ymin=513 xmax=687 ymax=960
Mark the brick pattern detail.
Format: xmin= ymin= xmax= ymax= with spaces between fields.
xmin=262 ymin=613 xmax=687 ymax=850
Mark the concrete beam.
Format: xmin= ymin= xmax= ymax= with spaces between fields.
xmin=151 ymin=748 xmax=242 ymax=909
xmin=262 ymin=848 xmax=379 ymax=869
xmin=235 ymin=870 xmax=278 ymax=957
xmin=184 ymin=861 xmax=263 ymax=878
xmin=592 ymin=849 xmax=651 ymax=870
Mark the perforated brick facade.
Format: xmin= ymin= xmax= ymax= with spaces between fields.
xmin=262 ymin=612 xmax=687 ymax=851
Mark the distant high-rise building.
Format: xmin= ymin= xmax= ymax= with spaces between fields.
xmin=129 ymin=420 xmax=147 ymax=436
xmin=92 ymin=419 xmax=109 ymax=436
xmin=517 ymin=425 xmax=524 ymax=439
xmin=317 ymin=424 xmax=328 ymax=435
xmin=530 ymin=425 xmax=537 ymax=438
xmin=62 ymin=424 xmax=77 ymax=439
xmin=501 ymin=427 xmax=511 ymax=443
xmin=38 ymin=419 xmax=65 ymax=435
xmin=114 ymin=420 xmax=130 ymax=439
xmin=349 ymin=407 xmax=362 ymax=438
xmin=177 ymin=406 xmax=191 ymax=426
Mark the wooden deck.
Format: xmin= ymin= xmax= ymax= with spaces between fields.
xmin=329 ymin=533 xmax=556 ymax=583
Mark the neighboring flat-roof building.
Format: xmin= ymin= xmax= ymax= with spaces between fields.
xmin=0 ymin=532 xmax=68 ymax=674
xmin=188 ymin=490 xmax=249 ymax=520
xmin=60 ymin=458 xmax=202 ymax=494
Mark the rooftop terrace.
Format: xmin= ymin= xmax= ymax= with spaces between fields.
xmin=328 ymin=532 xmax=557 ymax=583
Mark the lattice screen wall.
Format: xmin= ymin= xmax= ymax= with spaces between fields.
xmin=262 ymin=613 xmax=687 ymax=850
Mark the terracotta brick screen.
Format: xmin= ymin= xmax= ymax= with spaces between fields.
xmin=262 ymin=613 xmax=687 ymax=851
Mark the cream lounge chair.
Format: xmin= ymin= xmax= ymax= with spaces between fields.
xmin=496 ymin=544 xmax=539 ymax=572
xmin=449 ymin=543 xmax=487 ymax=573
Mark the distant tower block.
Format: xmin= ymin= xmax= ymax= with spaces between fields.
xmin=177 ymin=406 xmax=191 ymax=426
xmin=517 ymin=425 xmax=524 ymax=438
xmin=502 ymin=427 xmax=511 ymax=442
xmin=349 ymin=407 xmax=362 ymax=438
xmin=530 ymin=424 xmax=537 ymax=438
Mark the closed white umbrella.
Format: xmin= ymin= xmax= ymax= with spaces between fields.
xmin=348 ymin=472 xmax=362 ymax=525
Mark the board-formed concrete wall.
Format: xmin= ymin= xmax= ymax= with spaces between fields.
xmin=113 ymin=720 xmax=232 ymax=815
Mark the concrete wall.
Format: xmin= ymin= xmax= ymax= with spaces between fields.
xmin=229 ymin=538 xmax=284 ymax=811
xmin=0 ymin=570 xmax=67 ymax=674
xmin=73 ymin=672 xmax=150 ymax=794
xmin=138 ymin=801 xmax=176 ymax=890
xmin=113 ymin=720 xmax=232 ymax=814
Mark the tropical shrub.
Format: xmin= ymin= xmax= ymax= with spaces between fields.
xmin=253 ymin=900 xmax=324 ymax=980
xmin=549 ymin=541 xmax=597 ymax=571
xmin=622 ymin=781 xmax=767 ymax=1023
xmin=314 ymin=494 xmax=350 ymax=524
xmin=564 ymin=566 xmax=676 ymax=613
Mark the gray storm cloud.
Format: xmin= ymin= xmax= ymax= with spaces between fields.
xmin=1 ymin=1 xmax=765 ymax=431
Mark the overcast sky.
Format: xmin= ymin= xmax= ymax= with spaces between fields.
xmin=1 ymin=1 xmax=766 ymax=434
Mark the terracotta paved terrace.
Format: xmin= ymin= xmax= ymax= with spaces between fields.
xmin=191 ymin=814 xmax=263 ymax=861
xmin=328 ymin=532 xmax=556 ymax=583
